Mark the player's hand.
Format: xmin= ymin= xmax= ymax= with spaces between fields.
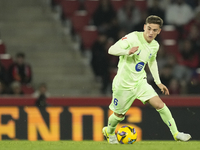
xmin=129 ymin=46 xmax=139 ymax=55
xmin=157 ymin=83 xmax=170 ymax=95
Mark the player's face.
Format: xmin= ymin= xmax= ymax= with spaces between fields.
xmin=143 ymin=23 xmax=161 ymax=43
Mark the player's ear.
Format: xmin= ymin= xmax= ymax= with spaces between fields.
xmin=143 ymin=24 xmax=146 ymax=31
xmin=157 ymin=28 xmax=161 ymax=34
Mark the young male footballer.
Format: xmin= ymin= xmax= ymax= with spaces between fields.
xmin=102 ymin=15 xmax=191 ymax=144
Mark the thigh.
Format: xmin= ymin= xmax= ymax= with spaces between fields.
xmin=137 ymin=79 xmax=158 ymax=104
xmin=148 ymin=96 xmax=164 ymax=110
xmin=109 ymin=89 xmax=136 ymax=115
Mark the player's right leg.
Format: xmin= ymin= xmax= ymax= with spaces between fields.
xmin=103 ymin=89 xmax=136 ymax=144
xmin=102 ymin=126 xmax=118 ymax=144
xmin=174 ymin=132 xmax=191 ymax=142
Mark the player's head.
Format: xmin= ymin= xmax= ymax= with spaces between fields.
xmin=143 ymin=15 xmax=163 ymax=43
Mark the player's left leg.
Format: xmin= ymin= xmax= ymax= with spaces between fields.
xmin=102 ymin=113 xmax=125 ymax=144
xmin=148 ymin=96 xmax=191 ymax=141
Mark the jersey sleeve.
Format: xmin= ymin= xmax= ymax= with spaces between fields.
xmin=149 ymin=42 xmax=159 ymax=61
xmin=108 ymin=32 xmax=139 ymax=57
xmin=108 ymin=32 xmax=139 ymax=56
xmin=117 ymin=32 xmax=138 ymax=49
xmin=148 ymin=43 xmax=161 ymax=85
xmin=117 ymin=36 xmax=130 ymax=49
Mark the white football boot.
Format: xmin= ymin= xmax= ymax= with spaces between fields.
xmin=102 ymin=127 xmax=119 ymax=144
xmin=174 ymin=132 xmax=191 ymax=141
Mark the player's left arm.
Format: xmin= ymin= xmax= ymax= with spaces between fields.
xmin=157 ymin=83 xmax=169 ymax=95
xmin=148 ymin=56 xmax=169 ymax=95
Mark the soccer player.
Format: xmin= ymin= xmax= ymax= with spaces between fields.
xmin=102 ymin=15 xmax=191 ymax=144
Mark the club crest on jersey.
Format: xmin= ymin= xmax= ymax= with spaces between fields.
xmin=149 ymin=53 xmax=152 ymax=59
xmin=135 ymin=62 xmax=144 ymax=72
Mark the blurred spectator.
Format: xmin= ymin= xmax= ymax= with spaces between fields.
xmin=8 ymin=52 xmax=32 ymax=85
xmin=165 ymin=0 xmax=194 ymax=38
xmin=0 ymin=82 xmax=7 ymax=95
xmin=183 ymin=12 xmax=200 ymax=53
xmin=187 ymin=24 xmax=200 ymax=45
xmin=132 ymin=11 xmax=148 ymax=32
xmin=90 ymin=33 xmax=110 ymax=94
xmin=168 ymin=78 xmax=181 ymax=95
xmin=32 ymin=83 xmax=50 ymax=98
xmin=33 ymin=83 xmax=50 ymax=107
xmin=166 ymin=0 xmax=194 ymax=26
xmin=167 ymin=55 xmax=192 ymax=83
xmin=159 ymin=64 xmax=174 ymax=87
xmin=117 ymin=0 xmax=141 ymax=32
xmin=9 ymin=81 xmax=24 ymax=95
xmin=105 ymin=17 xmax=121 ymax=42
xmin=92 ymin=0 xmax=116 ymax=33
xmin=183 ymin=11 xmax=200 ymax=36
xmin=105 ymin=38 xmax=116 ymax=67
xmin=187 ymin=73 xmax=200 ymax=94
xmin=147 ymin=0 xmax=165 ymax=24
xmin=176 ymin=39 xmax=199 ymax=69
xmin=35 ymin=94 xmax=48 ymax=107
xmin=195 ymin=0 xmax=200 ymax=13
xmin=0 ymin=62 xmax=8 ymax=85
xmin=147 ymin=0 xmax=171 ymax=11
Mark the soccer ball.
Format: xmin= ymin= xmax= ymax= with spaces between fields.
xmin=116 ymin=125 xmax=137 ymax=144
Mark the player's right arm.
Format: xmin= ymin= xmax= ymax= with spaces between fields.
xmin=108 ymin=44 xmax=139 ymax=56
xmin=108 ymin=33 xmax=139 ymax=56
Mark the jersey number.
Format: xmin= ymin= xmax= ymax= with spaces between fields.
xmin=114 ymin=98 xmax=118 ymax=106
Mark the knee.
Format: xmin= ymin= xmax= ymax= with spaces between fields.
xmin=155 ymin=102 xmax=165 ymax=110
xmin=114 ymin=112 xmax=125 ymax=118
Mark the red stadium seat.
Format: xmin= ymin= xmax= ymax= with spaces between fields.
xmin=61 ymin=0 xmax=80 ymax=18
xmin=71 ymin=11 xmax=90 ymax=33
xmin=80 ymin=26 xmax=98 ymax=49
xmin=0 ymin=41 xmax=6 ymax=54
xmin=134 ymin=0 xmax=147 ymax=11
xmin=111 ymin=0 xmax=125 ymax=11
xmin=84 ymin=0 xmax=99 ymax=16
xmin=0 ymin=54 xmax=13 ymax=70
xmin=21 ymin=85 xmax=35 ymax=95
xmin=160 ymin=25 xmax=179 ymax=40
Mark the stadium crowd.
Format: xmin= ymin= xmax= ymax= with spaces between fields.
xmin=51 ymin=0 xmax=200 ymax=95
xmin=0 ymin=50 xmax=50 ymax=99
xmin=1 ymin=0 xmax=200 ymax=96
xmin=78 ymin=0 xmax=200 ymax=95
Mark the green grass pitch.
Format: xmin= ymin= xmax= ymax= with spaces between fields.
xmin=0 ymin=140 xmax=200 ymax=150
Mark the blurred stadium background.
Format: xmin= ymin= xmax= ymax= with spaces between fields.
xmin=0 ymin=0 xmax=200 ymax=142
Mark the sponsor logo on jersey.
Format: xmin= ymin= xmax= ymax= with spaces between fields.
xmin=135 ymin=62 xmax=144 ymax=72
